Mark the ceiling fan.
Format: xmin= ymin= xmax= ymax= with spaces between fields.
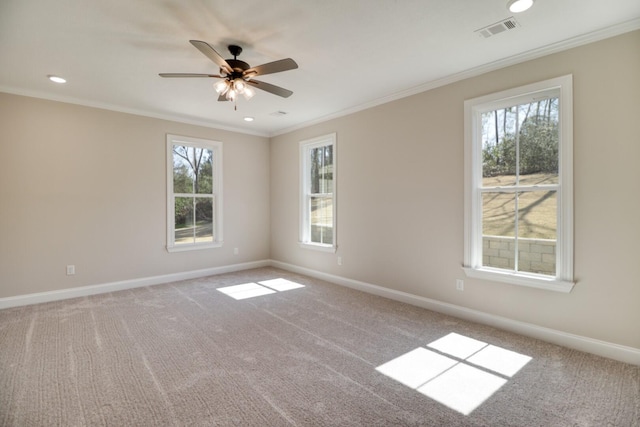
xmin=159 ymin=40 xmax=298 ymax=104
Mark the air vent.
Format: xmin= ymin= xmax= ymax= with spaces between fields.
xmin=269 ymin=111 xmax=288 ymax=117
xmin=475 ymin=17 xmax=520 ymax=38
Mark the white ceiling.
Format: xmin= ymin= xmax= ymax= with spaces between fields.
xmin=1 ymin=1 xmax=639 ymax=136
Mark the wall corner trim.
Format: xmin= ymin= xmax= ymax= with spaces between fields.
xmin=270 ymin=260 xmax=640 ymax=366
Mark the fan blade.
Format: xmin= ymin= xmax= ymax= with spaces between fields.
xmin=245 ymin=58 xmax=298 ymax=77
xmin=189 ymin=40 xmax=232 ymax=74
xmin=159 ymin=73 xmax=222 ymax=78
xmin=217 ymin=93 xmax=228 ymax=102
xmin=247 ymin=79 xmax=293 ymax=98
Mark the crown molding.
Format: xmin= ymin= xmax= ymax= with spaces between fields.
xmin=0 ymin=86 xmax=270 ymax=138
xmin=270 ymin=18 xmax=640 ymax=137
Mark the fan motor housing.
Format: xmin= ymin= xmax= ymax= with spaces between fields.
xmin=226 ymin=59 xmax=250 ymax=73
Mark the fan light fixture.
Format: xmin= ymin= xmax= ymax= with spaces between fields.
xmin=214 ymin=80 xmax=228 ymax=95
xmin=233 ymin=78 xmax=246 ymax=92
xmin=213 ymin=79 xmax=255 ymax=101
xmin=507 ymin=0 xmax=534 ymax=13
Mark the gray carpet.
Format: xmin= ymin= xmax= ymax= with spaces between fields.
xmin=1 ymin=267 xmax=638 ymax=426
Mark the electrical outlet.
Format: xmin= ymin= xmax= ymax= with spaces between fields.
xmin=233 ymin=248 xmax=239 ymax=255
xmin=337 ymin=256 xmax=343 ymax=266
xmin=456 ymin=279 xmax=464 ymax=291
xmin=66 ymin=265 xmax=75 ymax=276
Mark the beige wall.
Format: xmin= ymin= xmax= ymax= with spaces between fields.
xmin=0 ymin=94 xmax=271 ymax=298
xmin=1 ymin=31 xmax=638 ymax=351
xmin=270 ymin=31 xmax=640 ymax=349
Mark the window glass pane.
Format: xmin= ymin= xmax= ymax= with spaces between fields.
xmin=309 ymin=147 xmax=323 ymax=194
xmin=310 ymin=196 xmax=333 ymax=245
xmin=482 ymin=97 xmax=559 ymax=188
xmin=194 ymin=197 xmax=214 ymax=243
xmin=320 ymin=145 xmax=333 ymax=193
xmin=482 ymin=108 xmax=516 ymax=187
xmin=173 ymin=147 xmax=194 ymax=194
xmin=517 ymin=191 xmax=557 ymax=240
xmin=309 ymin=145 xmax=333 ymax=194
xmin=518 ymin=98 xmax=559 ymax=184
xmin=517 ymin=191 xmax=556 ymax=275
xmin=483 ymin=192 xmax=515 ymax=237
xmin=175 ymin=197 xmax=194 ymax=245
xmin=482 ymin=192 xmax=515 ymax=270
xmin=172 ymin=146 xmax=214 ymax=194
xmin=196 ymin=149 xmax=213 ymax=194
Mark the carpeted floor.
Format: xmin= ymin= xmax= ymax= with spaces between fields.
xmin=1 ymin=267 xmax=638 ymax=426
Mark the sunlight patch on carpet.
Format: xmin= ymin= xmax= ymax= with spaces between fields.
xmin=376 ymin=332 xmax=532 ymax=415
xmin=217 ymin=283 xmax=276 ymax=300
xmin=375 ymin=347 xmax=458 ymax=389
xmin=427 ymin=332 xmax=487 ymax=359
xmin=467 ymin=344 xmax=533 ymax=377
xmin=417 ymin=362 xmax=507 ymax=416
xmin=259 ymin=278 xmax=306 ymax=292
xmin=217 ymin=279 xmax=305 ymax=300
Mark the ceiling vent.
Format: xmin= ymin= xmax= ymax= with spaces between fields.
xmin=475 ymin=17 xmax=520 ymax=38
xmin=269 ymin=110 xmax=288 ymax=117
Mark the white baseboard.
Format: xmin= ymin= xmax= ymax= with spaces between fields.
xmin=0 ymin=260 xmax=270 ymax=310
xmin=2 ymin=258 xmax=638 ymax=365
xmin=270 ymin=260 xmax=640 ymax=366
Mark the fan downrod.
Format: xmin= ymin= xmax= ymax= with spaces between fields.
xmin=228 ymin=45 xmax=242 ymax=59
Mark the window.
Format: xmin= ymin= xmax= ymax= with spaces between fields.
xmin=300 ymin=133 xmax=337 ymax=252
xmin=463 ymin=75 xmax=574 ymax=292
xmin=166 ymin=134 xmax=222 ymax=252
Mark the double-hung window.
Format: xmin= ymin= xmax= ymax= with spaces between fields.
xmin=463 ymin=75 xmax=574 ymax=292
xmin=167 ymin=134 xmax=223 ymax=252
xmin=300 ymin=133 xmax=337 ymax=252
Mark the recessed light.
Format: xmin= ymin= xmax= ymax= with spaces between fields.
xmin=48 ymin=75 xmax=67 ymax=84
xmin=507 ymin=0 xmax=534 ymax=13
xmin=243 ymin=117 xmax=254 ymax=122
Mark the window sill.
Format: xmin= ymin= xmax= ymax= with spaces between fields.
xmin=167 ymin=242 xmax=223 ymax=253
xmin=299 ymin=242 xmax=337 ymax=253
xmin=462 ymin=266 xmax=575 ymax=293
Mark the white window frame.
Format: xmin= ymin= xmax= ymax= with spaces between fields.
xmin=299 ymin=133 xmax=337 ymax=252
xmin=166 ymin=134 xmax=223 ymax=252
xmin=463 ymin=75 xmax=574 ymax=292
